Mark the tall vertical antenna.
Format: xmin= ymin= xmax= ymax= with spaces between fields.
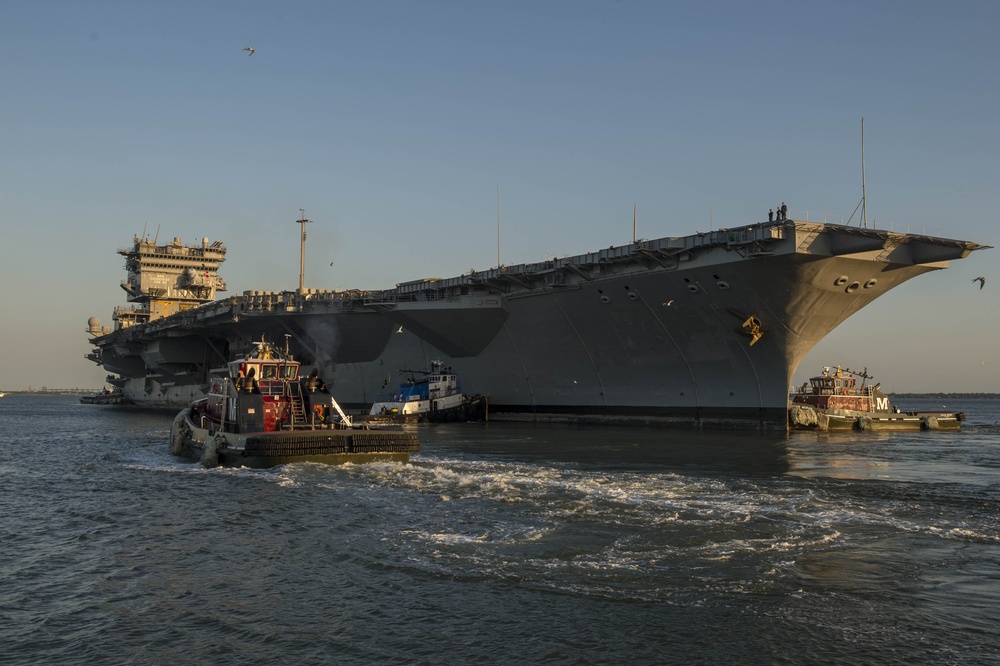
xmin=295 ymin=209 xmax=313 ymax=295
xmin=496 ymin=185 xmax=501 ymax=269
xmin=861 ymin=117 xmax=868 ymax=229
xmin=633 ymin=202 xmax=637 ymax=243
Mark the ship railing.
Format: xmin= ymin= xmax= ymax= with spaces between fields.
xmin=790 ymin=210 xmax=846 ymax=225
xmin=396 ymin=274 xmax=479 ymax=293
xmin=380 ymin=220 xmax=807 ymax=291
xmin=279 ymin=381 xmax=309 ymax=429
xmin=786 ymin=210 xmax=913 ymax=231
xmin=113 ymin=305 xmax=150 ymax=316
xmin=523 ymin=260 xmax=558 ymax=273
xmin=450 ymin=237 xmax=694 ymax=283
xmin=789 ymin=383 xmax=812 ymax=397
xmin=390 ymin=276 xmax=495 ymax=302
xmin=233 ymin=288 xmax=396 ymax=312
xmin=112 ymin=305 xmax=151 ymax=329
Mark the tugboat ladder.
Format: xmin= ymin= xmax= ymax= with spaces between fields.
xmin=288 ymin=393 xmax=306 ymax=425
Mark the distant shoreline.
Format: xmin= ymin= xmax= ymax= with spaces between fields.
xmin=1 ymin=390 xmax=102 ymax=396
xmin=889 ymin=393 xmax=1000 ymax=400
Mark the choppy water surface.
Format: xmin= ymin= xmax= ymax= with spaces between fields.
xmin=2 ymin=396 xmax=999 ymax=664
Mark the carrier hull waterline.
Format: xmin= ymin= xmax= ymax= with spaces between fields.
xmin=87 ymin=219 xmax=988 ymax=430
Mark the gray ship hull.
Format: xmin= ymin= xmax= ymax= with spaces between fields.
xmin=92 ymin=220 xmax=988 ymax=430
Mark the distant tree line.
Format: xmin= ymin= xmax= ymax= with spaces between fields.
xmin=1 ymin=388 xmax=102 ymax=395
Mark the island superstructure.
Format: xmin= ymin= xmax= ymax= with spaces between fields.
xmin=86 ymin=217 xmax=988 ymax=429
xmin=88 ymin=233 xmax=227 ymax=328
xmin=86 ymin=234 xmax=227 ymax=378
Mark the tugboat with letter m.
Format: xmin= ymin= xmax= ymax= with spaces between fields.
xmin=789 ymin=365 xmax=965 ymax=432
xmin=169 ymin=336 xmax=419 ymax=467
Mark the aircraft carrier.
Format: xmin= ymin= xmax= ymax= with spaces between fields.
xmin=86 ymin=218 xmax=988 ymax=430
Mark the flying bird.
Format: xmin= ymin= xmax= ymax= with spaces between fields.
xmin=973 ymin=276 xmax=986 ymax=289
xmin=243 ymin=46 xmax=255 ymax=56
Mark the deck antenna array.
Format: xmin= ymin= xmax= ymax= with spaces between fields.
xmin=846 ymin=117 xmax=870 ymax=228
xmin=295 ymin=209 xmax=312 ymax=295
xmin=861 ymin=117 xmax=868 ymax=228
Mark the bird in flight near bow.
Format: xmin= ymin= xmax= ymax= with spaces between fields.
xmin=972 ymin=276 xmax=986 ymax=289
xmin=243 ymin=46 xmax=255 ymax=56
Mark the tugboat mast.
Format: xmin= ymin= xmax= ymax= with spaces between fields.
xmin=295 ymin=209 xmax=312 ymax=295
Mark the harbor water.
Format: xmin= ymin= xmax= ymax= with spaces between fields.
xmin=2 ymin=396 xmax=999 ymax=664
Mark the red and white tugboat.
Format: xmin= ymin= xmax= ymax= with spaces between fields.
xmin=169 ymin=337 xmax=419 ymax=467
xmin=789 ymin=365 xmax=965 ymax=432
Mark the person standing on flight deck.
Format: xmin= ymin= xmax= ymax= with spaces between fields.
xmin=781 ymin=202 xmax=787 ymax=220
xmin=768 ymin=208 xmax=774 ymax=222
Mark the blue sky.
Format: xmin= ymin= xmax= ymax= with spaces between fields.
xmin=1 ymin=1 xmax=997 ymax=391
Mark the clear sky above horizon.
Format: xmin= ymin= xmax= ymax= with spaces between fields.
xmin=2 ymin=0 xmax=997 ymax=393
